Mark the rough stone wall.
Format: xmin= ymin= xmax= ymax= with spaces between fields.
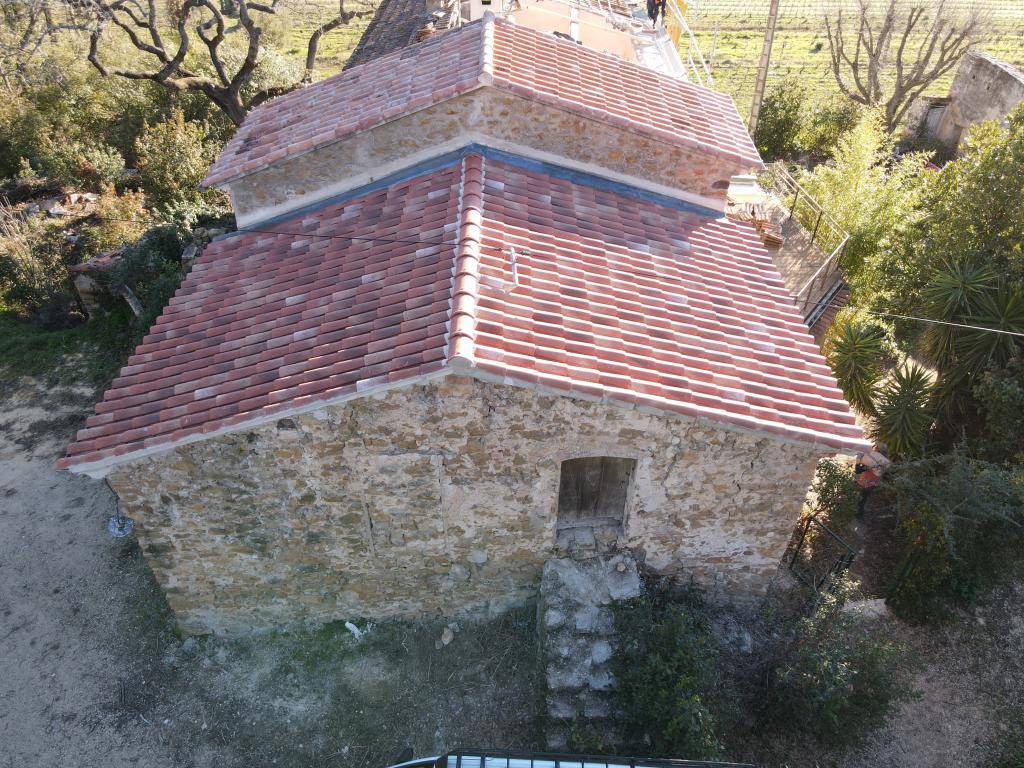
xmin=906 ymin=52 xmax=1024 ymax=148
xmin=107 ymin=376 xmax=823 ymax=634
xmin=227 ymin=88 xmax=746 ymax=223
xmin=936 ymin=52 xmax=1024 ymax=146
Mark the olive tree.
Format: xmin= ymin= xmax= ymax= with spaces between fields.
xmin=59 ymin=0 xmax=371 ymax=125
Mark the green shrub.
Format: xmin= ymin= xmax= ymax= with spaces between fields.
xmin=612 ymin=585 xmax=721 ymax=760
xmin=824 ymin=309 xmax=891 ymax=415
xmin=809 ymin=457 xmax=861 ymax=529
xmin=871 ymin=363 xmax=935 ymax=460
xmin=798 ymin=112 xmax=931 ymax=284
xmin=34 ymin=137 xmax=125 ymax=190
xmin=753 ymin=79 xmax=805 ymax=162
xmin=764 ymin=582 xmax=912 ymax=746
xmin=973 ymin=361 xmax=1024 ymax=463
xmin=75 ymin=185 xmax=150 ymax=258
xmin=96 ymin=223 xmax=188 ymax=330
xmin=0 ymin=205 xmax=77 ymax=327
xmin=886 ymin=454 xmax=1024 ymax=622
xmin=798 ymin=97 xmax=860 ymax=161
xmin=135 ymin=108 xmax=225 ymax=211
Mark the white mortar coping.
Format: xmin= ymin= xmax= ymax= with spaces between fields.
xmin=66 ymin=364 xmax=856 ymax=479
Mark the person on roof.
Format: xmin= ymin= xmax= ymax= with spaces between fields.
xmin=647 ymin=0 xmax=665 ymax=25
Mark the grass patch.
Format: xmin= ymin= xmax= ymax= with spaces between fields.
xmin=0 ymin=309 xmax=133 ymax=387
xmin=151 ymin=607 xmax=545 ymax=768
xmin=688 ymin=2 xmax=1024 ymax=117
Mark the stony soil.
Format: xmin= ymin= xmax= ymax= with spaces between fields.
xmin=0 ymin=365 xmax=1021 ymax=767
xmin=0 ymin=370 xmax=543 ymax=768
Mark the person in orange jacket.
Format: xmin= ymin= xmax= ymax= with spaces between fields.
xmin=855 ymin=444 xmax=891 ymax=519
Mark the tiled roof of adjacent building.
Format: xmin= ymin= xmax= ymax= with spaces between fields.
xmin=345 ymin=0 xmax=637 ymax=72
xmin=202 ymin=15 xmax=761 ymax=188
xmin=343 ymin=0 xmax=435 ymax=71
xmin=61 ymin=149 xmax=867 ymax=474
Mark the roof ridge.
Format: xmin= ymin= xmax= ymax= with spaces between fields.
xmin=480 ymin=11 xmax=496 ymax=83
xmin=447 ymin=152 xmax=486 ymax=369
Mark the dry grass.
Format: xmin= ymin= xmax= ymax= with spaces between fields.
xmin=687 ymin=0 xmax=1024 ymax=116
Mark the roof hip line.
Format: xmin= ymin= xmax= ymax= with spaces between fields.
xmin=480 ymin=10 xmax=496 ymax=83
xmin=447 ymin=152 xmax=486 ymax=369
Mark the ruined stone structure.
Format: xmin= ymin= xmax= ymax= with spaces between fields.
xmin=61 ymin=5 xmax=867 ymax=634
xmin=905 ymin=50 xmax=1024 ymax=151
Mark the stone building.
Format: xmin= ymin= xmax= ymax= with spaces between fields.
xmin=60 ymin=4 xmax=868 ymax=634
xmin=905 ymin=50 xmax=1024 ymax=151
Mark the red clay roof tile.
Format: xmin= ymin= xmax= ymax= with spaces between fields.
xmin=61 ymin=152 xmax=866 ymax=473
xmin=203 ymin=16 xmax=760 ymax=189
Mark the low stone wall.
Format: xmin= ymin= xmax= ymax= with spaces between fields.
xmin=226 ymin=88 xmax=745 ymax=224
xmin=107 ymin=376 xmax=823 ymax=634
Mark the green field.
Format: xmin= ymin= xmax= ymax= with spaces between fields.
xmin=285 ymin=0 xmax=1024 ymax=124
xmin=687 ymin=0 xmax=1024 ymax=117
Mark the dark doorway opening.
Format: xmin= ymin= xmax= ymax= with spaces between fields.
xmin=555 ymin=456 xmax=635 ymax=554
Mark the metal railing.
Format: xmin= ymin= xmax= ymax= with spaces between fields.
xmin=759 ymin=162 xmax=850 ymax=323
xmin=664 ymin=0 xmax=714 ymax=87
xmin=424 ymin=749 xmax=757 ymax=768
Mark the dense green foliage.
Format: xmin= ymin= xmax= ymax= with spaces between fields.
xmin=612 ymin=588 xmax=722 ymax=760
xmin=799 ymin=113 xmax=932 ymax=283
xmin=972 ymin=361 xmax=1024 ymax=462
xmin=764 ymin=583 xmax=912 ymax=745
xmin=886 ymin=454 xmax=1024 ymax=622
xmin=135 ymin=109 xmax=229 ymax=218
xmin=809 ymin=457 xmax=861 ymax=529
xmin=753 ymin=80 xmax=804 ymax=162
xmin=753 ymin=79 xmax=858 ymax=163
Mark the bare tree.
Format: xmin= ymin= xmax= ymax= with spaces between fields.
xmin=824 ymin=0 xmax=990 ymax=132
xmin=0 ymin=0 xmax=57 ymax=90
xmin=61 ymin=0 xmax=371 ymax=125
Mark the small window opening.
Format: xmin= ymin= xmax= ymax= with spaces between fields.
xmin=556 ymin=456 xmax=634 ymax=553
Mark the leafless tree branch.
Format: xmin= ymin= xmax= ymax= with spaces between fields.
xmin=823 ymin=0 xmax=991 ymax=132
xmin=59 ymin=0 xmax=371 ymax=125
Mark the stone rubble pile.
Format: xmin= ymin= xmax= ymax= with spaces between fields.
xmin=539 ymin=551 xmax=641 ymax=749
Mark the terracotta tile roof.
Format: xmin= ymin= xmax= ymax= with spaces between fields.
xmin=343 ymin=0 xmax=436 ymax=71
xmin=203 ymin=16 xmax=760 ymax=188
xmin=59 ymin=163 xmax=463 ymax=472
xmin=467 ymin=155 xmax=865 ymax=451
xmin=62 ymin=151 xmax=865 ymax=474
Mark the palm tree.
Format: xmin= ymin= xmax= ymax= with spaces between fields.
xmin=871 ymin=363 xmax=935 ymax=459
xmin=824 ymin=312 xmax=887 ymax=415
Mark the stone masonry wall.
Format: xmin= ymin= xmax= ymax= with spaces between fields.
xmin=934 ymin=51 xmax=1024 ymax=147
xmin=107 ymin=376 xmax=823 ymax=634
xmin=227 ymin=88 xmax=747 ymax=223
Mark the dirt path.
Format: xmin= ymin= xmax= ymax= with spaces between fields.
xmin=0 ymin=376 xmax=190 ymax=767
xmin=841 ymin=580 xmax=1024 ymax=768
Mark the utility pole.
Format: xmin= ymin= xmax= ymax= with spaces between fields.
xmin=748 ymin=0 xmax=782 ymax=135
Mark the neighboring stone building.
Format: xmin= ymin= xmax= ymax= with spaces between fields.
xmin=905 ymin=50 xmax=1024 ymax=151
xmin=60 ymin=8 xmax=868 ymax=634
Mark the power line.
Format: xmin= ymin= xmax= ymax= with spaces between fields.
xmin=810 ymin=296 xmax=1024 ymax=338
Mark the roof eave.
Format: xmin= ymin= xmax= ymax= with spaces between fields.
xmin=59 ymin=361 xmax=867 ymax=479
